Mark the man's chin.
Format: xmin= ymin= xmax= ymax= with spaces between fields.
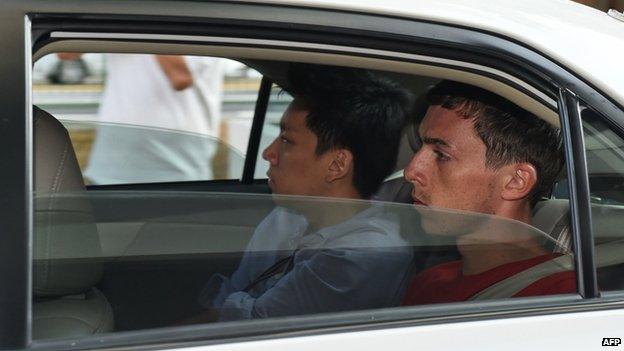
xmin=415 ymin=204 xmax=481 ymax=237
xmin=270 ymin=193 xmax=316 ymax=218
xmin=268 ymin=181 xmax=289 ymax=198
xmin=269 ymin=189 xmax=293 ymax=205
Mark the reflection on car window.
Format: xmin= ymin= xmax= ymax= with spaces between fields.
xmin=33 ymin=191 xmax=570 ymax=330
xmin=70 ymin=121 xmax=246 ymax=184
xmin=581 ymin=104 xmax=624 ymax=291
xmin=583 ymin=107 xmax=624 ymax=205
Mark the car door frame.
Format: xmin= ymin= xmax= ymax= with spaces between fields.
xmin=3 ymin=1 xmax=624 ymax=350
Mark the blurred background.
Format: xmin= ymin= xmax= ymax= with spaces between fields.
xmin=33 ymin=55 xmax=259 ymax=173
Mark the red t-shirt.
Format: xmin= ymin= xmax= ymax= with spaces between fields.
xmin=402 ymin=254 xmax=576 ymax=305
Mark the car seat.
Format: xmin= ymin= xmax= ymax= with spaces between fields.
xmin=531 ymin=152 xmax=624 ymax=289
xmin=32 ymin=106 xmax=113 ymax=339
xmin=371 ymin=88 xmax=427 ymax=204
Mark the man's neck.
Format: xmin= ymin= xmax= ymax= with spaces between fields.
xmin=304 ymin=200 xmax=366 ymax=234
xmin=456 ymin=204 xmax=548 ymax=275
xmin=496 ymin=202 xmax=533 ymax=224
xmin=458 ymin=240 xmax=549 ymax=275
xmin=303 ymin=187 xmax=364 ymax=233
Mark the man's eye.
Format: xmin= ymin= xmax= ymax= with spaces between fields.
xmin=280 ymin=137 xmax=290 ymax=144
xmin=434 ymin=150 xmax=450 ymax=161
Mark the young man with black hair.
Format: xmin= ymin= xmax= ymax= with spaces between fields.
xmin=402 ymin=81 xmax=575 ymax=305
xmin=200 ymin=64 xmax=414 ymax=321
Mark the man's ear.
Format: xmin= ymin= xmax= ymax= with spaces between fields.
xmin=501 ymin=163 xmax=538 ymax=201
xmin=325 ymin=149 xmax=353 ymax=183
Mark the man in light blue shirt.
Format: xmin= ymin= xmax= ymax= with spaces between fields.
xmin=218 ymin=204 xmax=412 ymax=320
xmin=200 ymin=63 xmax=413 ymax=321
xmin=200 ymin=206 xmax=308 ymax=310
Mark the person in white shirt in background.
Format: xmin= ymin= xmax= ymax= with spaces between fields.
xmin=58 ymin=53 xmax=225 ymax=184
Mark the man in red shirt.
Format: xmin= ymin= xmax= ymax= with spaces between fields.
xmin=402 ymin=81 xmax=575 ymax=305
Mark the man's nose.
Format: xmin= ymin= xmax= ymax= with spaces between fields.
xmin=404 ymin=149 xmax=428 ymax=186
xmin=262 ymin=138 xmax=279 ymax=166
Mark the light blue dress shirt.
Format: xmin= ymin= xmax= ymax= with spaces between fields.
xmin=209 ymin=205 xmax=413 ymax=321
xmin=199 ymin=206 xmax=308 ymax=309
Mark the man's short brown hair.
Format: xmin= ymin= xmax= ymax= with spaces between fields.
xmin=427 ymin=81 xmax=564 ymax=206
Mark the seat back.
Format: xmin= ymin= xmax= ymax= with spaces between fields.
xmin=531 ymin=199 xmax=572 ymax=253
xmin=373 ymin=89 xmax=428 ymax=204
xmin=532 ymin=199 xmax=624 ymax=290
xmin=589 ymin=203 xmax=624 ymax=290
xmin=33 ymin=106 xmax=113 ymax=339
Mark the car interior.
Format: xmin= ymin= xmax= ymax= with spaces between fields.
xmin=30 ymin=42 xmax=624 ymax=341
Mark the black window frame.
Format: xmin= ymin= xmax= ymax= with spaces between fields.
xmin=2 ymin=1 xmax=624 ymax=349
xmin=559 ymin=89 xmax=598 ymax=298
xmin=241 ymin=76 xmax=272 ymax=184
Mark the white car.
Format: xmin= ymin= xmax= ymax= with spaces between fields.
xmin=2 ymin=1 xmax=624 ymax=350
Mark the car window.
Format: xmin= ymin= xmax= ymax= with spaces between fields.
xmin=581 ymin=104 xmax=624 ymax=291
xmin=31 ymin=58 xmax=576 ymax=342
xmin=583 ymin=107 xmax=624 ymax=205
xmin=33 ymin=53 xmax=261 ymax=185
xmin=32 ymin=191 xmax=568 ymax=335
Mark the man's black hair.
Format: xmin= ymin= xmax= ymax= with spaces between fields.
xmin=284 ymin=63 xmax=411 ymax=199
xmin=427 ymin=80 xmax=564 ymax=206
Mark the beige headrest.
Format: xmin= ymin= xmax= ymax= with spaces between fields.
xmin=33 ymin=107 xmax=102 ymax=297
xmin=393 ymin=88 xmax=429 ymax=173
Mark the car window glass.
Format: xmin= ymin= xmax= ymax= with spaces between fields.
xmin=33 ymin=53 xmax=261 ymax=185
xmin=32 ymin=191 xmax=571 ymax=335
xmin=31 ymin=61 xmax=577 ymax=341
xmin=581 ymin=104 xmax=624 ymax=291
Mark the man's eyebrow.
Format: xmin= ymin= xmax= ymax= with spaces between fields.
xmin=279 ymin=121 xmax=288 ymax=131
xmin=421 ymin=136 xmax=451 ymax=148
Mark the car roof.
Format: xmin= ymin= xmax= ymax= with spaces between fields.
xmin=244 ymin=0 xmax=624 ymax=108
